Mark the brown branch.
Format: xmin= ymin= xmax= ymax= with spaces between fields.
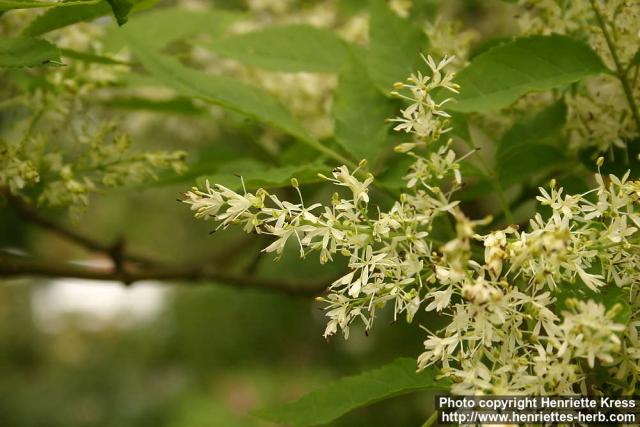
xmin=7 ymin=194 xmax=153 ymax=266
xmin=0 ymin=255 xmax=330 ymax=297
xmin=2 ymin=191 xmax=332 ymax=296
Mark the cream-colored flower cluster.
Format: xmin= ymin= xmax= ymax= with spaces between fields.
xmin=186 ymin=55 xmax=640 ymax=395
xmin=419 ymin=167 xmax=640 ymax=395
xmin=185 ymin=56 xmax=462 ymax=339
xmin=517 ymin=0 xmax=640 ymax=152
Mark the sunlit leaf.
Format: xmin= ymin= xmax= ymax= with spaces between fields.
xmin=451 ymin=35 xmax=606 ymax=112
xmin=207 ymin=24 xmax=349 ymax=72
xmin=105 ymin=6 xmax=243 ymax=52
xmin=0 ymin=36 xmax=60 ymax=68
xmin=23 ymin=1 xmax=108 ymax=35
xmin=125 ymin=35 xmax=348 ymax=164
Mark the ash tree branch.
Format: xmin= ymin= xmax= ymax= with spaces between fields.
xmin=0 ymin=255 xmax=329 ymax=297
xmin=7 ymin=194 xmax=153 ymax=266
xmin=2 ymin=191 xmax=330 ymax=297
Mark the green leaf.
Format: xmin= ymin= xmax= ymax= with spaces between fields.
xmin=24 ymin=2 xmax=110 ymax=36
xmin=254 ymin=358 xmax=449 ymax=427
xmin=0 ymin=0 xmax=100 ymax=11
xmin=196 ymin=160 xmax=326 ymax=190
xmin=367 ymin=0 xmax=428 ymax=92
xmin=207 ymin=24 xmax=349 ymax=72
xmin=23 ymin=0 xmax=156 ymax=36
xmin=496 ymin=101 xmax=568 ymax=187
xmin=104 ymin=7 xmax=243 ymax=52
xmin=498 ymin=144 xmax=566 ymax=188
xmin=101 ymin=96 xmax=205 ymax=115
xmin=105 ymin=0 xmax=133 ymax=25
xmin=496 ymin=100 xmax=567 ymax=159
xmin=451 ymin=35 xmax=606 ymax=112
xmin=125 ymin=35 xmax=349 ymax=165
xmin=333 ymin=53 xmax=395 ymax=162
xmin=60 ymin=48 xmax=133 ymax=65
xmin=468 ymin=36 xmax=509 ymax=60
xmin=0 ymin=36 xmax=60 ymax=68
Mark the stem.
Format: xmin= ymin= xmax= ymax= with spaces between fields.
xmin=589 ymin=0 xmax=640 ymax=134
xmin=422 ymin=411 xmax=438 ymax=427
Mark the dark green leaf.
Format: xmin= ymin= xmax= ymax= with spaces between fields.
xmin=367 ymin=0 xmax=428 ymax=92
xmin=630 ymin=49 xmax=640 ymax=67
xmin=451 ymin=35 xmax=606 ymax=112
xmin=0 ymin=36 xmax=60 ymax=68
xmin=496 ymin=100 xmax=568 ymax=187
xmin=106 ymin=0 xmax=133 ymax=25
xmin=333 ymin=53 xmax=395 ymax=162
xmin=556 ymin=283 xmax=632 ymax=325
xmin=496 ymin=100 xmax=567 ymax=160
xmin=449 ymin=112 xmax=470 ymax=142
xmin=498 ymin=144 xmax=566 ymax=187
xmin=207 ymin=24 xmax=349 ymax=72
xmin=254 ymin=358 xmax=449 ymax=427
xmin=376 ymin=155 xmax=412 ymax=189
xmin=579 ymin=138 xmax=640 ymax=179
xmin=101 ymin=96 xmax=205 ymax=115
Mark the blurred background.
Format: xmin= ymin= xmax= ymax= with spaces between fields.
xmin=0 ymin=0 xmax=517 ymax=425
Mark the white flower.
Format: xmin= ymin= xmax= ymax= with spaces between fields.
xmin=425 ymin=286 xmax=453 ymax=311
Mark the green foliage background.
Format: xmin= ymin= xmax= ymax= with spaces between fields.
xmin=1 ymin=0 xmax=638 ymax=425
